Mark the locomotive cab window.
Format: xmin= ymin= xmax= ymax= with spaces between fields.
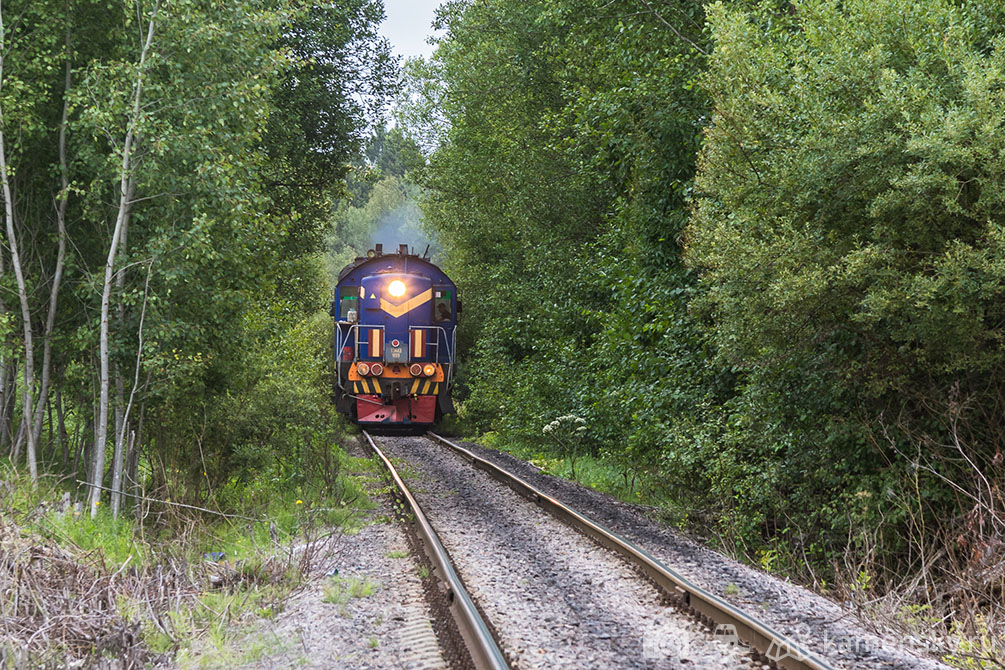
xmin=339 ymin=287 xmax=359 ymax=320
xmin=433 ymin=288 xmax=453 ymax=322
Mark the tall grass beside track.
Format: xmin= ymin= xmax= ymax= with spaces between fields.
xmin=0 ymin=448 xmax=373 ymax=669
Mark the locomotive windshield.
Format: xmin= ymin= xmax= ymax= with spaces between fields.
xmin=434 ymin=289 xmax=453 ymax=322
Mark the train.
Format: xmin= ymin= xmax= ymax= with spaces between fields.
xmin=331 ymin=244 xmax=458 ymax=430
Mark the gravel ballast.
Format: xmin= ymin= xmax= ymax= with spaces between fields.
xmin=238 ymin=463 xmax=446 ymax=669
xmin=377 ymin=435 xmax=754 ymax=669
xmin=442 ymin=436 xmax=954 ymax=670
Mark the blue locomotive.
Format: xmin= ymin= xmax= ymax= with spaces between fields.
xmin=331 ymin=244 xmax=458 ymax=429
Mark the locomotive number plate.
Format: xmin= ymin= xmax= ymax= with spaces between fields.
xmin=387 ymin=346 xmax=406 ymax=363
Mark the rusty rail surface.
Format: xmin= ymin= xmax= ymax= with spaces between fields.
xmin=427 ymin=432 xmax=837 ymax=670
xmin=363 ymin=431 xmax=509 ymax=670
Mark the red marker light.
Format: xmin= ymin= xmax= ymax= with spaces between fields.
xmin=370 ymin=363 xmax=384 ymax=376
xmin=409 ymin=364 xmax=423 ymax=376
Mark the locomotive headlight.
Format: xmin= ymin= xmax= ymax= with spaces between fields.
xmin=422 ymin=364 xmax=436 ymax=377
xmin=388 ymin=280 xmax=406 ymax=298
xmin=356 ymin=362 xmax=370 ymax=376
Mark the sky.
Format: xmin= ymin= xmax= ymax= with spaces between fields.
xmin=380 ymin=0 xmax=445 ymax=61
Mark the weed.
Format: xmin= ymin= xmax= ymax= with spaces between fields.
xmin=368 ymin=636 xmax=379 ymax=648
xmin=386 ymin=550 xmax=409 ymax=559
xmin=0 ymin=442 xmax=369 ymax=669
xmin=417 ymin=564 xmax=430 ymax=579
xmin=322 ymin=575 xmax=380 ymax=605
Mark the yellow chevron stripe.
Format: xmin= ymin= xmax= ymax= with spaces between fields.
xmin=380 ymin=289 xmax=433 ymax=319
xmin=410 ymin=379 xmax=420 ymax=395
xmin=421 ymin=380 xmax=430 ymax=394
xmin=433 ymin=383 xmax=439 ymax=396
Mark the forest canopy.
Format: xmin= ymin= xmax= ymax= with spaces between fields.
xmin=410 ymin=0 xmax=1005 ymax=650
xmin=0 ymin=0 xmax=392 ymax=513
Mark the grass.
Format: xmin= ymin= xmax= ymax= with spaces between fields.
xmin=478 ymin=431 xmax=660 ymax=506
xmin=386 ymin=549 xmax=409 ymax=558
xmin=322 ymin=575 xmax=381 ymax=605
xmin=388 ymin=457 xmax=420 ymax=480
xmin=175 ymin=627 xmax=289 ymax=670
xmin=0 ymin=441 xmax=378 ymax=668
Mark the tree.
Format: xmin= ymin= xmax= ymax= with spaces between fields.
xmin=414 ymin=0 xmax=711 ymax=474
xmin=689 ymin=0 xmax=1005 ymax=572
xmin=0 ymin=0 xmax=394 ymax=516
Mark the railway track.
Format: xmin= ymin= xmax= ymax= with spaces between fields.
xmin=364 ymin=431 xmax=838 ymax=670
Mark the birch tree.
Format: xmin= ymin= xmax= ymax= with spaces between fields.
xmin=31 ymin=20 xmax=72 ymax=453
xmin=0 ymin=0 xmax=39 ymax=482
xmin=88 ymin=2 xmax=156 ymax=516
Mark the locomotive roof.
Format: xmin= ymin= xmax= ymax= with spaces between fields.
xmin=337 ymin=245 xmax=448 ymax=283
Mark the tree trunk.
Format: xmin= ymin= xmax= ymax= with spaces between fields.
xmin=46 ymin=396 xmax=53 ymax=451
xmin=57 ymin=387 xmax=68 ymax=468
xmin=72 ymin=412 xmax=91 ymax=479
xmin=11 ymin=414 xmax=25 ymax=461
xmin=31 ymin=30 xmax=71 ymax=453
xmin=111 ymin=371 xmax=125 ymax=516
xmin=0 ymin=4 xmax=38 ymax=482
xmin=110 ymin=214 xmax=129 ymax=518
xmin=90 ymin=1 xmax=157 ymax=518
xmin=125 ymin=411 xmax=142 ymax=516
xmin=0 ymin=359 xmax=14 ymax=453
xmin=113 ymin=264 xmax=152 ymax=521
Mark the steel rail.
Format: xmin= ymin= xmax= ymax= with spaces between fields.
xmin=362 ymin=431 xmax=509 ymax=670
xmin=427 ymin=432 xmax=837 ymax=670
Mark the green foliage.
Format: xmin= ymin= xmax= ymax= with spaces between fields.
xmin=417 ymin=0 xmax=1005 ymax=654
xmin=0 ymin=0 xmax=394 ymax=501
xmin=415 ymin=0 xmax=715 ymax=522
xmin=264 ymin=0 xmax=396 ymax=249
xmin=322 ymin=574 xmax=380 ymax=605
xmin=689 ymin=0 xmax=1005 ymax=576
xmin=0 ymin=1 xmax=394 ymax=661
xmin=366 ymin=125 xmax=426 ymax=179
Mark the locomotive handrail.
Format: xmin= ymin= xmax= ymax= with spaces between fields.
xmin=413 ymin=324 xmax=457 ymax=389
xmin=334 ymin=323 xmax=386 ymax=394
xmin=335 ymin=322 xmax=457 ymax=391
xmin=411 ymin=324 xmax=457 ymax=374
xmin=335 ymin=322 xmax=385 ymax=363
